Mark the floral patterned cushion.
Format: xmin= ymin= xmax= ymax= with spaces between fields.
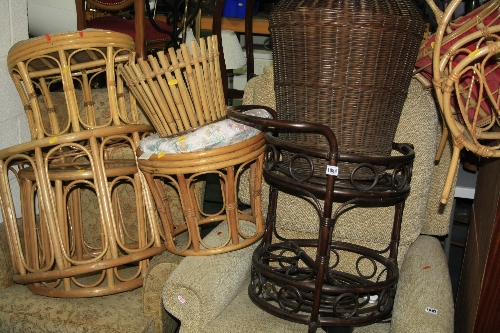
xmin=138 ymin=108 xmax=271 ymax=156
xmin=0 ymin=285 xmax=154 ymax=333
xmin=0 ymin=224 xmax=14 ymax=291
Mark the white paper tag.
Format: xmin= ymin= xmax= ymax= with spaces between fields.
xmin=138 ymin=152 xmax=153 ymax=160
xmin=178 ymin=295 xmax=186 ymax=304
xmin=326 ymin=165 xmax=339 ymax=176
xmin=425 ymin=307 xmax=438 ymax=315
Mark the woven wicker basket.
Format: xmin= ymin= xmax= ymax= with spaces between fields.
xmin=269 ymin=0 xmax=425 ymax=180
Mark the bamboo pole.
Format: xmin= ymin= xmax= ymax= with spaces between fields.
xmin=167 ymin=47 xmax=199 ymax=129
xmin=147 ymin=55 xmax=184 ymax=134
xmin=199 ymin=38 xmax=218 ymax=121
xmin=179 ymin=43 xmax=205 ymax=125
xmin=138 ymin=57 xmax=178 ymax=134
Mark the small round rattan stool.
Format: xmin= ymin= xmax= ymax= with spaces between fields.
xmin=137 ymin=132 xmax=266 ymax=255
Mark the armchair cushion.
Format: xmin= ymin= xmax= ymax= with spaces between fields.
xmin=0 ymin=223 xmax=14 ymax=291
xmin=0 ymin=216 xmax=181 ymax=333
xmin=162 ymin=219 xmax=324 ymax=333
xmin=391 ymin=235 xmax=454 ymax=333
xmin=0 ymin=221 xmax=182 ymax=333
xmin=161 ymin=235 xmax=453 ymax=333
xmin=204 ymin=286 xmax=326 ymax=333
xmin=143 ymin=251 xmax=184 ymax=333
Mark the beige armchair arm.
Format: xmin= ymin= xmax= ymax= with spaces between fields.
xmin=162 ymin=221 xmax=258 ymax=333
xmin=391 ymin=235 xmax=454 ymax=333
xmin=143 ymin=251 xmax=183 ymax=333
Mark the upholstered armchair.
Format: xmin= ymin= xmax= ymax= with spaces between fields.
xmin=158 ymin=67 xmax=456 ymax=333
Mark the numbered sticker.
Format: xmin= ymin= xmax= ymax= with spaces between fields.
xmin=326 ymin=165 xmax=339 ymax=176
xmin=425 ymin=307 xmax=438 ymax=315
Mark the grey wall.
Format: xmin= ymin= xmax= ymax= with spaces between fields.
xmin=0 ymin=0 xmax=29 ymax=223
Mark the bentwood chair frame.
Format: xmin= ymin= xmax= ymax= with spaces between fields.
xmin=415 ymin=0 xmax=500 ymax=202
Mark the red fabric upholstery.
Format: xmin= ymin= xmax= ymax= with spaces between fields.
xmin=87 ymin=16 xmax=173 ymax=42
xmin=415 ymin=5 xmax=500 ymax=122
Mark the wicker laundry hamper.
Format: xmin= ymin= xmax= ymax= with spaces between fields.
xmin=269 ymin=0 xmax=425 ymax=180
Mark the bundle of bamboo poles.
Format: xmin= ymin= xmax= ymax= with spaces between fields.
xmin=118 ymin=35 xmax=226 ymax=137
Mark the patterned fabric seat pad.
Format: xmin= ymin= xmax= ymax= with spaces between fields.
xmin=138 ymin=109 xmax=271 ymax=155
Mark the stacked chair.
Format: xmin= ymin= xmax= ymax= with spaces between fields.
xmin=415 ymin=0 xmax=500 ymax=203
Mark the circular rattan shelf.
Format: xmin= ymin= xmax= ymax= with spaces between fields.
xmin=250 ymin=239 xmax=398 ymax=327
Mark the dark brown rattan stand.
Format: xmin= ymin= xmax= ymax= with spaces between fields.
xmin=229 ymin=107 xmax=415 ymax=333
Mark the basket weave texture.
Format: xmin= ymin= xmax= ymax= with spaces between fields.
xmin=269 ymin=0 xmax=425 ymax=179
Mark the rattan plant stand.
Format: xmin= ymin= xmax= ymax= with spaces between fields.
xmin=229 ymin=107 xmax=415 ymax=332
xmin=0 ymin=126 xmax=165 ymax=297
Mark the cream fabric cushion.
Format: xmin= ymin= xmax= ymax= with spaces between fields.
xmin=162 ymin=221 xmax=258 ymax=333
xmin=242 ymin=69 xmax=455 ymax=265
